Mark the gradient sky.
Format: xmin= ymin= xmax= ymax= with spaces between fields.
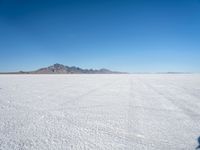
xmin=0 ymin=0 xmax=200 ymax=72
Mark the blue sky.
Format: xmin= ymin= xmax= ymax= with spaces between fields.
xmin=0 ymin=0 xmax=200 ymax=72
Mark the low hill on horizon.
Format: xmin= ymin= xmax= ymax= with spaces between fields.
xmin=0 ymin=63 xmax=126 ymax=74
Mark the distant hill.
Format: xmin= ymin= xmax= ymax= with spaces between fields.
xmin=0 ymin=64 xmax=126 ymax=74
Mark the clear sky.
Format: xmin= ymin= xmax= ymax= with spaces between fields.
xmin=0 ymin=0 xmax=200 ymax=72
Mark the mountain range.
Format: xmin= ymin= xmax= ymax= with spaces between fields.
xmin=1 ymin=64 xmax=126 ymax=74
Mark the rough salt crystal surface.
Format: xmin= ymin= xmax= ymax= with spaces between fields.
xmin=0 ymin=74 xmax=200 ymax=150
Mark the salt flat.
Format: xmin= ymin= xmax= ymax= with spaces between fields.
xmin=0 ymin=74 xmax=200 ymax=150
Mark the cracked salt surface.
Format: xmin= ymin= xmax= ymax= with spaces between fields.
xmin=0 ymin=74 xmax=200 ymax=150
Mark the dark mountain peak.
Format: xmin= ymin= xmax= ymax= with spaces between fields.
xmin=49 ymin=63 xmax=66 ymax=70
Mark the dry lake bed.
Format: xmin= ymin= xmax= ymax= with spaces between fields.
xmin=0 ymin=74 xmax=200 ymax=150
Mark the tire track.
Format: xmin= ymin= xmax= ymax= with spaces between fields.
xmin=137 ymin=76 xmax=200 ymax=120
xmin=57 ymin=78 xmax=120 ymax=110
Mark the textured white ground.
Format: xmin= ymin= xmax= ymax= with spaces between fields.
xmin=0 ymin=74 xmax=200 ymax=150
